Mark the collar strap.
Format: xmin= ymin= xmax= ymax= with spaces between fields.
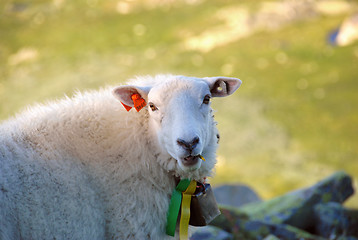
xmin=166 ymin=179 xmax=196 ymax=238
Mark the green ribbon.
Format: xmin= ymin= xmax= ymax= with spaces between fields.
xmin=166 ymin=179 xmax=191 ymax=237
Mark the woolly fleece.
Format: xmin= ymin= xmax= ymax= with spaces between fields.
xmin=0 ymin=75 xmax=241 ymax=239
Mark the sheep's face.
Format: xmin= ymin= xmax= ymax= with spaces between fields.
xmin=147 ymin=78 xmax=215 ymax=172
xmin=113 ymin=75 xmax=241 ymax=177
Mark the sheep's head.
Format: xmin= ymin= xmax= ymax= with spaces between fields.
xmin=113 ymin=75 xmax=241 ymax=179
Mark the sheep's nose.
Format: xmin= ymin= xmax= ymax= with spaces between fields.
xmin=177 ymin=137 xmax=200 ymax=152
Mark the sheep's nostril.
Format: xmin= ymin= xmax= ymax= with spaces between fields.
xmin=177 ymin=139 xmax=187 ymax=149
xmin=177 ymin=137 xmax=200 ymax=151
xmin=191 ymin=137 xmax=199 ymax=149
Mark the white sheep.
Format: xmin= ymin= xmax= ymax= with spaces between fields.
xmin=0 ymin=74 xmax=241 ymax=239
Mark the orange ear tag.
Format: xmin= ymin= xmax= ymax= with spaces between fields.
xmin=120 ymin=93 xmax=146 ymax=112
xmin=131 ymin=93 xmax=146 ymax=112
xmin=120 ymin=102 xmax=133 ymax=112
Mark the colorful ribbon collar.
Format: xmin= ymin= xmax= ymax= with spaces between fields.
xmin=166 ymin=179 xmax=197 ymax=239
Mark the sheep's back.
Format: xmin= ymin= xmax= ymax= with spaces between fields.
xmin=0 ymin=117 xmax=107 ymax=239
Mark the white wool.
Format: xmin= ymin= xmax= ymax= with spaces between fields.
xmin=0 ymin=74 xmax=241 ymax=239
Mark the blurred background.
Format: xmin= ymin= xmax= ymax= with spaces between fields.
xmin=1 ymin=0 xmax=357 ymax=207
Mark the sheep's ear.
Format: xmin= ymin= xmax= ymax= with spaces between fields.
xmin=112 ymin=85 xmax=150 ymax=112
xmin=204 ymin=77 xmax=242 ymax=97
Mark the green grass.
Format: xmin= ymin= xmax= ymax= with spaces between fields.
xmin=1 ymin=0 xmax=357 ymax=207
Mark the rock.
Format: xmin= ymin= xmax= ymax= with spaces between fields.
xmin=313 ymin=202 xmax=358 ymax=238
xmin=213 ymin=184 xmax=261 ymax=208
xmin=263 ymin=222 xmax=325 ymax=240
xmin=336 ymin=237 xmax=358 ymax=240
xmin=209 ymin=206 xmax=250 ymax=236
xmin=210 ymin=206 xmax=325 ymax=240
xmin=208 ymin=172 xmax=357 ymax=239
xmin=210 ymin=206 xmax=259 ymax=239
xmin=239 ymin=171 xmax=354 ymax=230
xmin=190 ymin=226 xmax=233 ymax=240
xmin=263 ymin=234 xmax=280 ymax=240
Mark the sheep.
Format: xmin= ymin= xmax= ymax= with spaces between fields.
xmin=0 ymin=74 xmax=241 ymax=240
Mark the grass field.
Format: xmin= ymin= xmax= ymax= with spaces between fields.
xmin=1 ymin=0 xmax=357 ymax=207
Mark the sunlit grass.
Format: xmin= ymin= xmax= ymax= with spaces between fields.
xmin=207 ymin=15 xmax=358 ymax=207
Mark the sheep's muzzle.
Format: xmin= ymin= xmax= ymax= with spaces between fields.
xmin=182 ymin=155 xmax=201 ymax=166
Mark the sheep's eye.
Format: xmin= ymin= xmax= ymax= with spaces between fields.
xmin=203 ymin=95 xmax=211 ymax=105
xmin=149 ymin=102 xmax=158 ymax=111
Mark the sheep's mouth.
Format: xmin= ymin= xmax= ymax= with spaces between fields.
xmin=182 ymin=155 xmax=200 ymax=167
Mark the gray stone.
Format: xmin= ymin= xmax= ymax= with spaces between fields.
xmin=210 ymin=206 xmax=325 ymax=240
xmin=190 ymin=226 xmax=233 ymax=240
xmin=240 ymin=171 xmax=354 ymax=230
xmin=213 ymin=184 xmax=261 ymax=208
xmin=314 ymin=202 xmax=358 ymax=238
xmin=208 ymin=172 xmax=357 ymax=239
xmin=263 ymin=234 xmax=280 ymax=240
xmin=337 ymin=237 xmax=358 ymax=240
xmin=260 ymin=222 xmax=325 ymax=240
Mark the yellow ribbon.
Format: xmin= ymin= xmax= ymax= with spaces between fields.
xmin=179 ymin=180 xmax=197 ymax=239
